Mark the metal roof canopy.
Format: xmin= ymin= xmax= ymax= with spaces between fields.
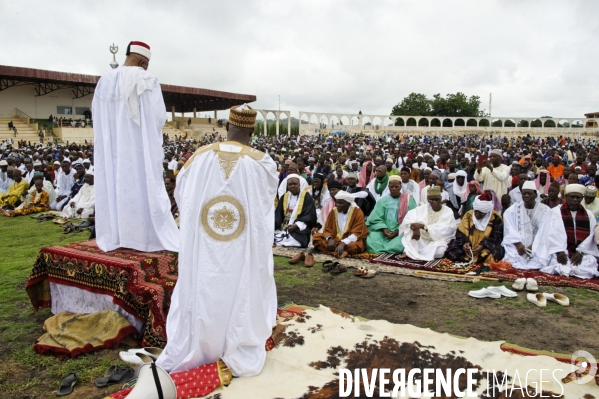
xmin=0 ymin=65 xmax=255 ymax=112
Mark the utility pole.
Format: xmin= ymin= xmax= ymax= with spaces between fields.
xmin=489 ymin=93 xmax=492 ymax=117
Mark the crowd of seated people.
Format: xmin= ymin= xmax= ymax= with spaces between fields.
xmin=2 ymin=129 xmax=599 ymax=280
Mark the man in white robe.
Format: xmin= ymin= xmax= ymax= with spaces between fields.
xmin=92 ymin=41 xmax=179 ymax=252
xmin=541 ymin=184 xmax=599 ymax=279
xmin=157 ymin=105 xmax=277 ymax=378
xmin=399 ymin=166 xmax=420 ymax=204
xmin=61 ymin=172 xmax=95 ymax=219
xmin=502 ymin=181 xmax=561 ymax=270
xmin=50 ymin=160 xmax=74 ymax=210
xmin=474 ymin=149 xmax=511 ymax=198
xmin=399 ymin=186 xmax=456 ymax=260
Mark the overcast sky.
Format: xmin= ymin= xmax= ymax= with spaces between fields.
xmin=1 ymin=0 xmax=598 ymax=120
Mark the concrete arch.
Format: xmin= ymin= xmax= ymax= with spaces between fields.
xmin=300 ymin=113 xmax=309 ymax=124
xmin=466 ymin=118 xmax=477 ymax=126
xmin=372 ymin=116 xmax=383 ymax=127
xmin=418 ymin=117 xmax=429 ymax=126
xmin=558 ymin=119 xmax=569 ymax=128
xmin=543 ymin=119 xmax=556 ymax=128
xmin=442 ymin=118 xmax=453 ymax=127
xmin=362 ymin=116 xmax=372 ymax=126
xmin=395 ymin=117 xmax=405 ymax=126
xmin=330 ymin=115 xmax=340 ymax=127
xmin=310 ymin=114 xmax=319 ymax=124
xmin=351 ymin=116 xmax=360 ymax=126
xmin=531 ymin=119 xmax=542 ymax=127
xmin=406 ymin=117 xmax=417 ymax=126
xmin=504 ymin=119 xmax=516 ymax=127
xmin=479 ymin=119 xmax=490 ymax=127
xmin=340 ymin=115 xmax=350 ymax=126
xmin=431 ymin=118 xmax=441 ymax=127
xmin=384 ymin=117 xmax=394 ymax=126
xmin=571 ymin=119 xmax=584 ymax=128
xmin=454 ymin=118 xmax=465 ymax=127
xmin=491 ymin=119 xmax=502 ymax=127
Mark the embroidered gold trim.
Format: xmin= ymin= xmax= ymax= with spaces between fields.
xmin=183 ymin=141 xmax=265 ymax=180
xmin=200 ymin=195 xmax=246 ymax=242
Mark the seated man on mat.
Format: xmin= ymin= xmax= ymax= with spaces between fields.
xmin=274 ymin=174 xmax=317 ymax=248
xmin=365 ymin=175 xmax=417 ymax=254
xmin=502 ymin=181 xmax=561 ymax=270
xmin=399 ymin=186 xmax=456 ymax=261
xmin=61 ymin=171 xmax=95 ymax=220
xmin=445 ymin=191 xmax=505 ymax=264
xmin=1 ymin=176 xmax=49 ymax=217
xmin=540 ymin=184 xmax=599 ymax=279
xmin=312 ymin=190 xmax=369 ymax=258
xmin=0 ymin=169 xmax=28 ymax=210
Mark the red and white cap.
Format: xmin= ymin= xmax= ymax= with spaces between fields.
xmin=127 ymin=41 xmax=151 ymax=61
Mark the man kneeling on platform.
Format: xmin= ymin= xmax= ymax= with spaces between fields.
xmin=312 ymin=190 xmax=369 ymax=259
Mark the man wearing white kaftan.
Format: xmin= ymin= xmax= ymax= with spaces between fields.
xmin=61 ymin=173 xmax=95 ymax=219
xmin=399 ymin=187 xmax=456 ymax=261
xmin=541 ymin=184 xmax=599 ymax=279
xmin=502 ymin=181 xmax=560 ymax=270
xmin=157 ymin=104 xmax=277 ymax=377
xmin=92 ymin=43 xmax=179 ymax=252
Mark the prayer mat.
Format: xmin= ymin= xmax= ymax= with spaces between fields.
xmin=33 ymin=310 xmax=137 ymax=359
xmin=26 ymin=240 xmax=178 ymax=348
xmin=481 ymin=268 xmax=599 ymax=293
xmin=125 ymin=305 xmax=594 ymax=399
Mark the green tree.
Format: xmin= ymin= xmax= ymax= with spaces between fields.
xmin=430 ymin=92 xmax=486 ymax=117
xmin=391 ymin=93 xmax=432 ymax=126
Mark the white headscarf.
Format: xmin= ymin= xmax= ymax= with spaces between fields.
xmin=334 ymin=190 xmax=369 ymax=206
xmin=452 ymin=170 xmax=468 ymax=197
xmin=472 ymin=196 xmax=493 ymax=231
xmin=278 ymin=173 xmax=308 ymax=199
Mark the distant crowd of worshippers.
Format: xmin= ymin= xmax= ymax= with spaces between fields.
xmin=4 ymin=131 xmax=599 ymax=280
xmin=0 ymin=148 xmax=95 ymax=220
xmin=271 ymin=143 xmax=599 ymax=280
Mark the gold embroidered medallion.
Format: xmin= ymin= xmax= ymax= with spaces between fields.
xmin=200 ymin=195 xmax=246 ymax=242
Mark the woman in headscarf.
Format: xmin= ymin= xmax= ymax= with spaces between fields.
xmin=461 ymin=180 xmax=484 ymax=216
xmin=534 ymin=170 xmax=551 ymax=196
xmin=445 ymin=191 xmax=505 ymax=264
xmin=358 ymin=160 xmax=375 ymax=188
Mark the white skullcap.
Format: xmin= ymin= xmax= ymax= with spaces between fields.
xmin=386 ymin=158 xmax=393 ymax=163
xmin=585 ymin=186 xmax=597 ymax=196
xmin=85 ymin=170 xmax=94 ymax=176
xmin=565 ymin=184 xmax=586 ymax=196
xmin=448 ymin=173 xmax=456 ymax=180
xmin=521 ymin=181 xmax=537 ymax=192
xmin=0 ymin=160 xmax=7 ymax=166
xmin=33 ymin=160 xmax=42 ymax=166
xmin=53 ymin=161 xmax=61 ymax=165
xmin=83 ymin=159 xmax=90 ymax=163
xmin=388 ymin=175 xmax=402 ymax=181
xmin=286 ymin=173 xmax=301 ymax=181
xmin=424 ymin=167 xmax=432 ymax=172
xmin=491 ymin=149 xmax=502 ymax=156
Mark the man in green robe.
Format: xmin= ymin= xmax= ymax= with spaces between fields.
xmin=366 ymin=175 xmax=417 ymax=254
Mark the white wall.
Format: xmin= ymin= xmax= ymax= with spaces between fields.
xmin=0 ymin=85 xmax=92 ymax=119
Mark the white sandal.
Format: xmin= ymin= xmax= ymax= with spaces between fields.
xmin=512 ymin=278 xmax=526 ymax=291
xmin=527 ymin=293 xmax=546 ymax=307
xmin=525 ymin=278 xmax=538 ymax=292
xmin=542 ymin=293 xmax=569 ymax=306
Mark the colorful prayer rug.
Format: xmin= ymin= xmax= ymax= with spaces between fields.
xmin=33 ymin=310 xmax=137 ymax=359
xmin=26 ymin=240 xmax=178 ymax=348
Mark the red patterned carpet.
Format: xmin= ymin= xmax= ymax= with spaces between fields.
xmin=26 ymin=240 xmax=178 ymax=348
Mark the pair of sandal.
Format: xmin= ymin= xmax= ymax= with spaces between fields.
xmin=322 ymin=260 xmax=347 ymax=275
xmin=355 ymin=266 xmax=377 ymax=279
xmin=94 ymin=365 xmax=135 ymax=388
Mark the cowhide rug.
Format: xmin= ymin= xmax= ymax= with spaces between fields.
xmin=205 ymin=306 xmax=598 ymax=399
